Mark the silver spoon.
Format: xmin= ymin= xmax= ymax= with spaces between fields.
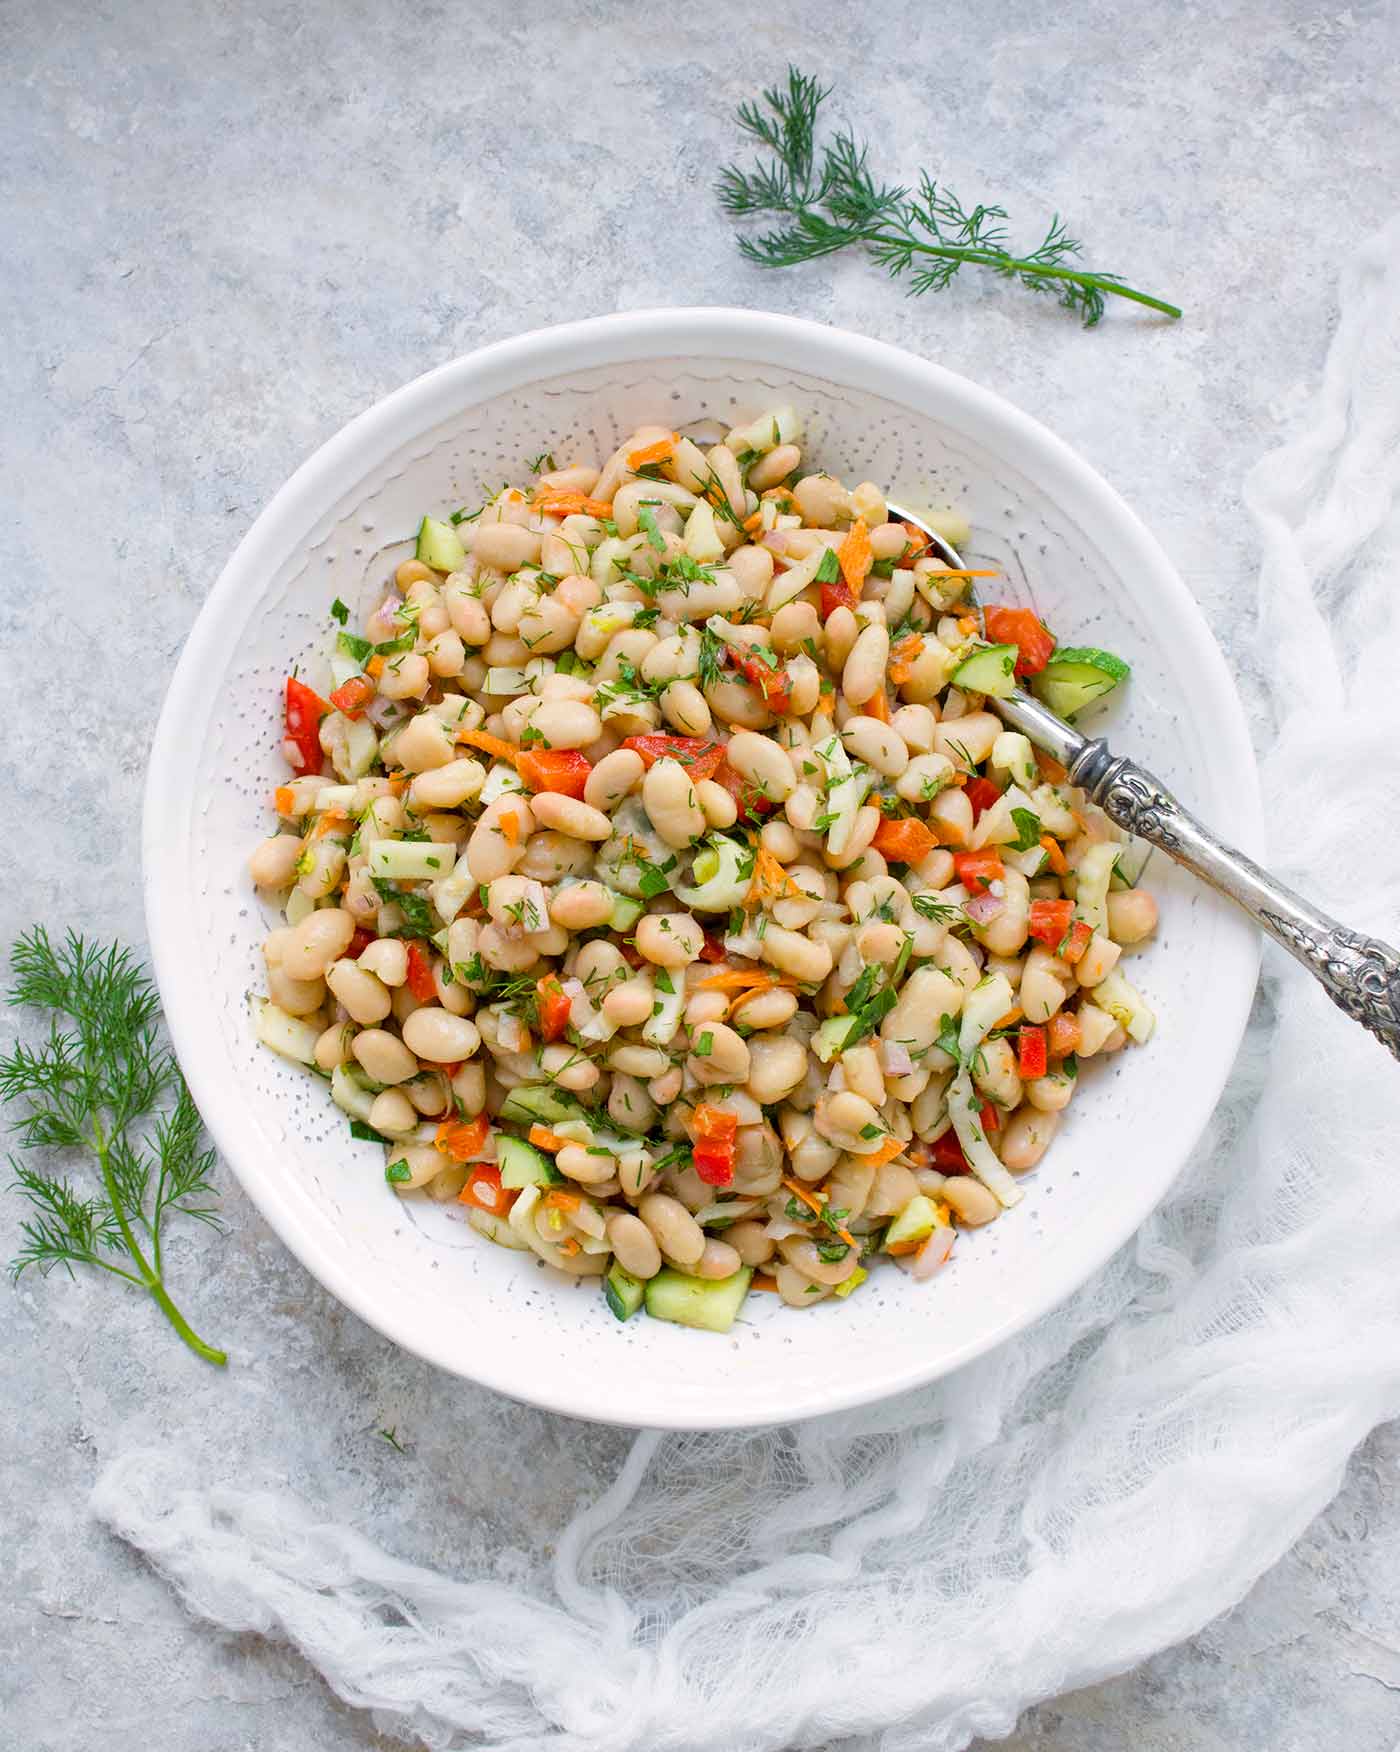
xmin=888 ymin=507 xmax=1400 ymax=1060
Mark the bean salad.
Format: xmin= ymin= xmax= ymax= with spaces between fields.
xmin=249 ymin=408 xmax=1159 ymax=1332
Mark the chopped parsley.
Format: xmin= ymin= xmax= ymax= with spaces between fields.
xmin=813 ymin=547 xmax=841 ymax=584
xmin=1010 ymin=807 xmax=1042 ymax=852
xmin=637 ymin=505 xmax=666 ymax=553
xmin=330 ymin=597 xmax=350 ymax=625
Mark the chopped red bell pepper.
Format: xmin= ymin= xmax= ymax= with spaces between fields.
xmin=953 ymin=849 xmax=1005 ymax=895
xmin=536 ymin=974 xmax=573 ymax=1043
xmin=346 ymin=927 xmax=377 ymax=959
xmin=1027 ymin=898 xmax=1075 ymax=946
xmin=621 ymin=735 xmax=726 ymax=781
xmin=699 ymin=932 xmax=729 ymax=963
xmin=820 ymin=576 xmax=859 ymax=620
xmin=964 ymin=776 xmax=1003 ymax=820
xmin=980 ymin=1102 xmax=1000 ymax=1133
xmin=328 ymin=674 xmax=376 ymax=718
xmin=405 ymin=942 xmax=438 ymax=1004
xmin=457 ymin=1162 xmax=515 ymax=1218
xmin=1018 ymin=1024 xmax=1048 ymax=1080
xmin=931 ymin=1129 xmax=970 ymax=1173
xmin=515 ymin=748 xmax=592 ymax=799
xmin=1058 ymin=920 xmax=1093 ymax=964
xmin=871 ymin=816 xmax=938 ymax=865
xmin=435 ymin=1113 xmax=491 ymax=1162
xmin=732 ymin=648 xmax=792 ymax=714
xmin=710 ymin=758 xmax=774 ymax=818
xmin=691 ymin=1103 xmax=738 ymax=1187
xmin=984 ymin=605 xmax=1056 ymax=677
xmin=283 ymin=676 xmax=330 ymax=775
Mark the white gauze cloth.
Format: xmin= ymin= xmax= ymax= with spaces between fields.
xmin=92 ymin=220 xmax=1400 ymax=1752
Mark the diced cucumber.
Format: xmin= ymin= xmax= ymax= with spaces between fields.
xmin=641 ymin=974 xmax=686 ymax=1048
xmin=1091 ymin=969 xmax=1156 ymax=1043
xmin=644 ymin=1266 xmax=753 ymax=1333
xmin=990 ymin=731 xmax=1037 ymax=792
xmin=336 ymin=629 xmax=374 ymax=667
xmin=497 ymin=1135 xmax=563 ymax=1189
xmin=832 ymin=1266 xmax=868 ymax=1299
xmin=331 ymin=1061 xmax=377 ymax=1123
xmin=499 ymin=1084 xmax=582 ymax=1127
xmin=813 ymin=1013 xmax=862 ymax=1063
xmin=251 ymin=997 xmax=320 ymax=1066
xmin=951 ymin=643 xmax=1019 ymax=699
xmin=314 ymin=782 xmax=357 ymax=814
xmin=368 ymin=839 xmax=457 ymax=882
xmin=683 ymin=499 xmax=725 ymax=563
xmin=430 ymin=864 xmax=476 ymax=925
xmin=672 ymin=835 xmax=750 ymax=912
xmin=1031 ymin=647 xmax=1130 ymax=719
xmin=1073 ymin=842 xmax=1120 ymax=933
xmin=608 ymin=890 xmax=644 ymax=932
xmin=283 ymin=886 xmax=316 ymax=927
xmin=884 ymin=1194 xmax=941 ymax=1252
xmin=604 ymin=1261 xmax=645 ymax=1322
xmin=416 ymin=515 xmax=467 ymax=574
xmin=1111 ymin=837 xmax=1152 ymax=889
xmin=478 ymin=762 xmax=526 ymax=806
xmin=329 ymin=652 xmax=363 ymax=689
xmin=467 ymin=1207 xmax=530 ymax=1250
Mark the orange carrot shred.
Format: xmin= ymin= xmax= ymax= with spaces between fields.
xmin=1040 ymin=834 xmax=1068 ymax=875
xmin=626 ymin=434 xmax=677 ymax=470
xmin=751 ymin=1273 xmax=781 ymax=1293
xmin=991 ymin=1005 xmax=1023 ymax=1031
xmin=500 ymin=810 xmax=520 ymax=847
xmin=781 ymin=1178 xmax=857 ymax=1249
xmin=273 ymin=785 xmax=296 ymax=816
xmin=365 ymin=655 xmax=386 ymax=679
xmin=456 ymin=728 xmax=519 ymax=766
xmin=1035 ymin=746 xmax=1070 ymax=785
xmin=532 ymin=491 xmax=614 ymax=520
xmin=861 ymin=688 xmax=891 ymax=724
xmin=698 ymin=968 xmax=782 ymax=993
xmin=558 ymin=1236 xmax=581 ymax=1257
xmin=863 ymin=1134 xmax=908 ymax=1171
xmin=543 ymin=1190 xmax=581 ymax=1213
xmin=837 ymin=517 xmax=873 ymax=591
xmin=742 ymin=509 xmax=764 ymax=533
xmin=528 ymin=1125 xmax=573 ymax=1152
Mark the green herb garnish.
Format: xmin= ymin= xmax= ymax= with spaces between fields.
xmin=1 ymin=930 xmax=226 ymax=1364
xmin=717 ymin=68 xmax=1181 ymax=327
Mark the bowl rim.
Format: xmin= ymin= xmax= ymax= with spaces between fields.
xmin=144 ymin=307 xmax=1263 ymax=1428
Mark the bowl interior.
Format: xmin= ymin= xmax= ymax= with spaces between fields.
xmin=145 ymin=314 xmax=1261 ymax=1429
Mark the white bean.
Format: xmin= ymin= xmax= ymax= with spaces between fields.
xmin=401 ymin=1007 xmax=480 ymax=1063
xmin=642 ymin=757 xmax=705 ymax=849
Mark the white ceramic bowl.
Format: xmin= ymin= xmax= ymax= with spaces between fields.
xmin=144 ymin=309 xmax=1261 ymax=1429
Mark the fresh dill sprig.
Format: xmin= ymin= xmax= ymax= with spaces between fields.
xmin=717 ymin=68 xmax=1181 ymax=327
xmin=1 ymin=928 xmax=226 ymax=1364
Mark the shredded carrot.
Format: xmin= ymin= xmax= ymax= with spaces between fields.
xmin=751 ymin=1273 xmax=781 ymax=1293
xmin=1034 ymin=747 xmax=1069 ymax=784
xmin=532 ymin=491 xmax=614 ymax=520
xmin=313 ymin=809 xmax=348 ymax=840
xmin=527 ymin=1125 xmax=573 ymax=1153
xmin=558 ymin=1236 xmax=581 ymax=1257
xmin=543 ymin=1190 xmax=581 ymax=1213
xmin=781 ymin=1177 xmax=857 ymax=1249
xmin=899 ymin=520 xmax=931 ymax=560
xmin=742 ymin=509 xmax=764 ymax=533
xmin=863 ymin=1134 xmax=908 ymax=1171
xmin=698 ymin=968 xmax=781 ymax=993
xmin=837 ymin=517 xmax=873 ymax=591
xmin=626 ymin=433 xmax=677 ymax=470
xmin=1040 ymin=834 xmax=1068 ymax=875
xmin=728 ymin=981 xmax=794 ymax=1020
xmin=387 ymin=772 xmax=410 ymax=796
xmin=1071 ymin=808 xmax=1091 ymax=836
xmin=746 ymin=844 xmax=806 ymax=908
xmin=273 ymin=785 xmax=297 ymax=816
xmin=992 ymin=1005 xmax=1024 ymax=1031
xmin=888 ymin=634 xmax=925 ymax=685
xmin=886 ymin=1238 xmax=921 ymax=1257
xmin=930 ymin=569 xmax=1001 ymax=579
xmin=861 ymin=688 xmax=891 ymax=725
xmin=456 ymin=728 xmax=519 ymax=765
xmin=500 ymin=810 xmax=520 ymax=847
xmin=365 ymin=655 xmax=386 ymax=679
xmin=957 ymin=615 xmax=980 ymax=637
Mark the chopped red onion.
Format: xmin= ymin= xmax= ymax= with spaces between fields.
xmin=760 ymin=530 xmax=790 ymax=554
xmin=881 ymin=1040 xmax=915 ymax=1077
xmin=964 ymin=892 xmax=1005 ymax=924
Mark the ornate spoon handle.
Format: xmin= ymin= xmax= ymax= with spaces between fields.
xmin=1067 ymin=738 xmax=1400 ymax=1060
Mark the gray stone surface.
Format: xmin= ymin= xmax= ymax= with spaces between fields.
xmin=3 ymin=0 xmax=1398 ymax=1746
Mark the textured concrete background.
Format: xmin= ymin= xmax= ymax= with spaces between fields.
xmin=4 ymin=0 xmax=1399 ymax=1745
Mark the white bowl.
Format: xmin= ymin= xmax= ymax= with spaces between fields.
xmin=144 ymin=309 xmax=1261 ymax=1430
